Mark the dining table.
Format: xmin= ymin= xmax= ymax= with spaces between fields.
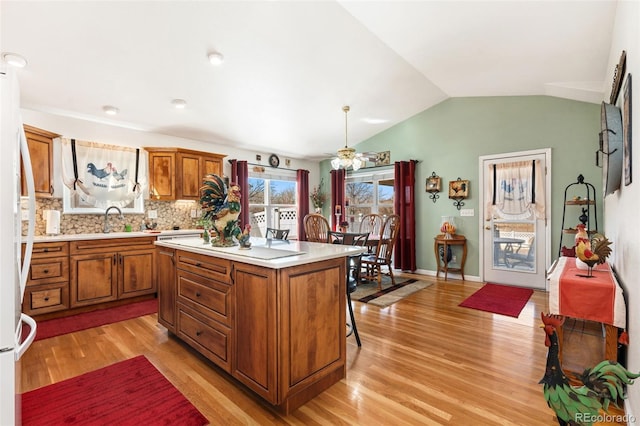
xmin=493 ymin=237 xmax=525 ymax=266
xmin=329 ymin=231 xmax=383 ymax=252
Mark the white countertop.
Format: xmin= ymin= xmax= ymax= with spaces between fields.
xmin=155 ymin=237 xmax=367 ymax=269
xmin=31 ymin=229 xmax=203 ymax=242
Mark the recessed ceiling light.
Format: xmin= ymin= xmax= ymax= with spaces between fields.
xmin=102 ymin=105 xmax=119 ymax=115
xmin=208 ymin=51 xmax=224 ymax=66
xmin=171 ymin=99 xmax=187 ymax=109
xmin=2 ymin=52 xmax=27 ymax=68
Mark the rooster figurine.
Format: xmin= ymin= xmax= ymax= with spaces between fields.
xmin=540 ymin=313 xmax=638 ymax=425
xmin=200 ymin=174 xmax=242 ymax=247
xmin=237 ymin=224 xmax=252 ymax=249
xmin=575 ymin=233 xmax=612 ymax=277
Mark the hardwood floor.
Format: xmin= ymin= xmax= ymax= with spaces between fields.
xmin=19 ymin=274 xmax=626 ymax=425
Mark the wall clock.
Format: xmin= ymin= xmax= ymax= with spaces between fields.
xmin=600 ymin=102 xmax=623 ymax=197
xmin=269 ymin=154 xmax=280 ymax=168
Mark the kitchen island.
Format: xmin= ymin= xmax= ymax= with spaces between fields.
xmin=154 ymin=237 xmax=365 ymax=414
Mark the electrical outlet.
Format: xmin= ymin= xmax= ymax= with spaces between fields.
xmin=21 ymin=210 xmax=29 ymax=221
xmin=148 ymin=210 xmax=158 ymax=219
xmin=460 ymin=209 xmax=474 ymax=217
xmin=190 ymin=209 xmax=197 ymax=218
xmin=451 ymin=255 xmax=457 ymax=263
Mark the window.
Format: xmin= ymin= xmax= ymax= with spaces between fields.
xmin=345 ymin=169 xmax=394 ymax=227
xmin=248 ymin=169 xmax=298 ymax=238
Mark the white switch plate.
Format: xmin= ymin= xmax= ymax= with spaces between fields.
xmin=148 ymin=210 xmax=158 ymax=219
xmin=190 ymin=209 xmax=197 ymax=218
xmin=460 ymin=209 xmax=474 ymax=217
xmin=21 ymin=210 xmax=29 ymax=221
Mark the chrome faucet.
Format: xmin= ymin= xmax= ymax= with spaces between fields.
xmin=103 ymin=206 xmax=124 ymax=233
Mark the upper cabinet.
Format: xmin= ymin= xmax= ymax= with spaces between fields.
xmin=21 ymin=125 xmax=60 ymax=198
xmin=145 ymin=148 xmax=225 ymax=200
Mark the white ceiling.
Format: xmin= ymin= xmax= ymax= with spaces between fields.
xmin=1 ymin=1 xmax=617 ymax=161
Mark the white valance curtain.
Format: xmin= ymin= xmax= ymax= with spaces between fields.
xmin=60 ymin=138 xmax=146 ymax=209
xmin=485 ymin=159 xmax=545 ymax=220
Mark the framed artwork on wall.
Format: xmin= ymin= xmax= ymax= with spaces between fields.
xmin=426 ymin=174 xmax=441 ymax=192
xmin=624 ymin=74 xmax=632 ymax=186
xmin=610 ymin=50 xmax=626 ymax=105
xmin=448 ymin=179 xmax=469 ymax=199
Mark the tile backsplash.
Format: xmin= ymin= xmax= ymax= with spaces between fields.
xmin=23 ymin=198 xmax=201 ymax=236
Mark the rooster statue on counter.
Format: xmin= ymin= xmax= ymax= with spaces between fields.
xmin=200 ymin=174 xmax=243 ymax=247
xmin=539 ymin=313 xmax=638 ymax=425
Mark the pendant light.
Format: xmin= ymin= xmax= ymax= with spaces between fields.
xmin=331 ymin=106 xmax=363 ymax=171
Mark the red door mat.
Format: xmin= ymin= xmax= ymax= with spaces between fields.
xmin=21 ymin=355 xmax=208 ymax=426
xmin=459 ymin=283 xmax=533 ymax=317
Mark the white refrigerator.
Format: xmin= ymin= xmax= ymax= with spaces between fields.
xmin=0 ymin=66 xmax=38 ymax=424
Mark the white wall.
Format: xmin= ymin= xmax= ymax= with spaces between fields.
xmin=20 ymin=109 xmax=321 ymax=209
xmin=603 ymin=0 xmax=640 ymax=418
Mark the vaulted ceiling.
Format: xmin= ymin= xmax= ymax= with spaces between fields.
xmin=1 ymin=1 xmax=617 ymax=160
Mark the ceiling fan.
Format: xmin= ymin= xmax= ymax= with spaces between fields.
xmin=327 ymin=106 xmax=381 ymax=170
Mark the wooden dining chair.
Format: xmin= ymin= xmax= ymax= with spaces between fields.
xmin=303 ymin=213 xmax=330 ymax=243
xmin=361 ymin=214 xmax=400 ymax=290
xmin=330 ymin=231 xmax=369 ymax=347
xmin=359 ymin=213 xmax=383 ymax=238
xmin=265 ymin=227 xmax=289 ymax=240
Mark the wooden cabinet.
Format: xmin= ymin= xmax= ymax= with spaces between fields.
xmin=23 ymin=242 xmax=70 ymax=315
xmin=175 ymin=250 xmax=233 ymax=372
xmin=146 ymin=147 xmax=225 ymax=200
xmin=156 ymin=247 xmax=176 ymax=332
xmin=70 ymin=237 xmax=156 ymax=307
xmin=160 ymin=249 xmax=346 ymax=414
xmin=21 ymin=125 xmax=59 ymax=198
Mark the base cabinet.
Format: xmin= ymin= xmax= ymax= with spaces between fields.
xmin=23 ymin=242 xmax=70 ymax=316
xmin=70 ymin=237 xmax=156 ymax=308
xmin=160 ymin=249 xmax=346 ymax=414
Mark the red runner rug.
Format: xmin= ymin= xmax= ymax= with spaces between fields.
xmin=459 ymin=283 xmax=533 ymax=317
xmin=34 ymin=298 xmax=158 ymax=341
xmin=21 ymin=355 xmax=208 ymax=426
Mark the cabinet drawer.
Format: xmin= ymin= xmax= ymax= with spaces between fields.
xmin=177 ymin=270 xmax=232 ymax=326
xmin=27 ymin=241 xmax=69 ymax=258
xmin=23 ymin=282 xmax=69 ymax=315
xmin=70 ymin=237 xmax=156 ymax=255
xmin=28 ymin=257 xmax=69 ymax=285
xmin=177 ymin=304 xmax=231 ymax=372
xmin=176 ymin=250 xmax=231 ymax=284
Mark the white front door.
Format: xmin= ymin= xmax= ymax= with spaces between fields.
xmin=479 ymin=149 xmax=551 ymax=290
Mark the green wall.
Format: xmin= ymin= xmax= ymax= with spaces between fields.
xmin=323 ymin=96 xmax=602 ymax=276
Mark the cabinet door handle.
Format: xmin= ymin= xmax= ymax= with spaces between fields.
xmin=50 ymin=185 xmax=54 ymax=196
xmin=196 ymin=330 xmax=202 ymax=336
xmin=43 ymin=269 xmax=49 ymax=274
xmin=119 ymin=254 xmax=123 ymax=265
xmin=113 ymin=254 xmax=117 ymax=264
xmin=195 ymin=291 xmax=201 ymax=298
xmin=44 ymin=297 xmax=49 ymax=302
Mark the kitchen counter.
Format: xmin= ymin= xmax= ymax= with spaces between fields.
xmin=155 ymin=237 xmax=366 ymax=269
xmin=156 ymin=236 xmax=364 ymax=414
xmin=30 ymin=229 xmax=203 ymax=243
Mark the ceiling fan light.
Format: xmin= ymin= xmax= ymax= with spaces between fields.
xmin=331 ymin=157 xmax=341 ymax=170
xmin=352 ymin=158 xmax=362 ymax=171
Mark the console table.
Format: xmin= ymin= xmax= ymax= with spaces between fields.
xmin=433 ymin=234 xmax=467 ymax=280
xmin=547 ymin=257 xmax=626 ymax=361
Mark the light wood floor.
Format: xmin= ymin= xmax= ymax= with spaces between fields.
xmin=19 ymin=274 xmax=626 ymax=425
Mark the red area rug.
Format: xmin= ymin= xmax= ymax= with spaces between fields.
xmin=459 ymin=283 xmax=533 ymax=317
xmin=34 ymin=298 xmax=157 ymax=341
xmin=21 ymin=355 xmax=208 ymax=426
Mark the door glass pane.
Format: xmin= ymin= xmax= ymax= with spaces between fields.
xmin=492 ymin=220 xmax=536 ymax=272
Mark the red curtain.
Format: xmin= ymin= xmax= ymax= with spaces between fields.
xmin=330 ymin=169 xmax=346 ymax=231
xmin=296 ymin=169 xmax=310 ymax=241
xmin=394 ymin=161 xmax=417 ymax=271
xmin=229 ymin=160 xmax=249 ymax=228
